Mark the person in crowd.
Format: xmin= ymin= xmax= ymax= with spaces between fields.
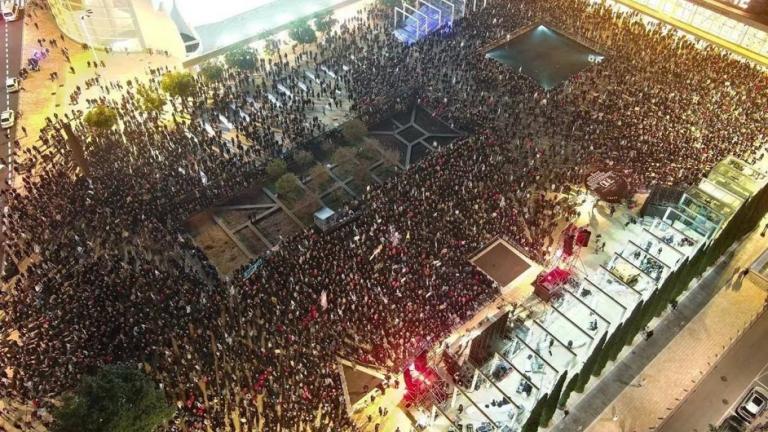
xmin=1 ymin=0 xmax=766 ymax=430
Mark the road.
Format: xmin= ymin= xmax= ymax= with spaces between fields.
xmin=0 ymin=12 xmax=25 ymax=276
xmin=658 ymin=309 xmax=768 ymax=432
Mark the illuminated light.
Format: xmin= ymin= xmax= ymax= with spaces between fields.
xmin=248 ymin=23 xmax=264 ymax=34
xmin=553 ymin=248 xmax=563 ymax=260
xmin=302 ymin=4 xmax=319 ymax=14
xmin=607 ymin=0 xmax=768 ymax=64
xmin=218 ymin=33 xmax=240 ymax=47
xmin=720 ymin=0 xmax=751 ymax=8
xmin=278 ymin=13 xmax=294 ymax=23
xmin=109 ymin=39 xmax=135 ymax=52
xmin=174 ymin=0 xmax=278 ymax=26
xmin=416 ymin=411 xmax=430 ymax=426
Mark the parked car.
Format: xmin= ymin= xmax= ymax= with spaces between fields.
xmin=719 ymin=414 xmax=747 ymax=431
xmin=0 ymin=110 xmax=15 ymax=129
xmin=736 ymin=387 xmax=768 ymax=423
xmin=5 ymin=77 xmax=20 ymax=93
xmin=1 ymin=0 xmax=21 ymax=22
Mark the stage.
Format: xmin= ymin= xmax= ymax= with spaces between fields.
xmin=472 ymin=239 xmax=534 ymax=289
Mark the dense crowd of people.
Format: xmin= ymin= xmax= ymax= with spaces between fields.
xmin=1 ymin=0 xmax=766 ymax=430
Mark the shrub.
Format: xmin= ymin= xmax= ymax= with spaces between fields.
xmin=309 ymin=164 xmax=331 ymax=192
xmin=224 ymin=47 xmax=258 ymax=71
xmin=341 ymin=119 xmax=368 ymax=145
xmin=51 ymin=364 xmax=173 ymax=432
xmin=331 ymin=147 xmax=357 ymax=167
xmin=288 ymin=20 xmax=317 ymax=45
xmin=293 ymin=149 xmax=314 ymax=167
xmin=276 ymin=173 xmax=302 ymax=200
xmin=199 ymin=62 xmax=225 ymax=82
xmin=265 ymin=158 xmax=287 ymax=179
xmin=83 ymin=105 xmax=118 ymax=130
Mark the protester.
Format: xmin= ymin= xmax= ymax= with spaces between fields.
xmin=1 ymin=0 xmax=766 ymax=430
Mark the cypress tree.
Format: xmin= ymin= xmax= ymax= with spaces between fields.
xmin=595 ymin=324 xmax=623 ymax=375
xmin=654 ymin=270 xmax=679 ymax=317
xmin=559 ymin=373 xmax=580 ymax=408
xmin=622 ymin=300 xmax=645 ymax=347
xmin=606 ymin=322 xmax=625 ymax=362
xmin=522 ymin=393 xmax=548 ymax=432
xmin=641 ymin=290 xmax=662 ymax=329
xmin=576 ymin=332 xmax=606 ymax=392
xmin=540 ymin=372 xmax=567 ymax=427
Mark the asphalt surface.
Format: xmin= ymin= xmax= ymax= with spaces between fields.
xmin=0 ymin=12 xmax=24 ymax=275
xmin=658 ymin=309 xmax=768 ymax=432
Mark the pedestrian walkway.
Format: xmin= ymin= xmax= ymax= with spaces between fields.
xmin=13 ymin=0 xmax=370 ymax=181
xmin=14 ymin=2 xmax=179 ymax=180
xmin=550 ymin=217 xmax=768 ymax=432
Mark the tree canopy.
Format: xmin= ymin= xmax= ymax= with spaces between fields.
xmin=331 ymin=147 xmax=357 ymax=167
xmin=292 ymin=149 xmax=315 ymax=167
xmin=341 ymin=119 xmax=368 ymax=144
xmin=288 ymin=20 xmax=317 ymax=45
xmin=136 ymin=85 xmax=167 ymax=114
xmin=308 ymin=164 xmax=331 ymax=191
xmin=51 ymin=364 xmax=173 ymax=432
xmin=224 ymin=47 xmax=258 ymax=71
xmin=276 ymin=173 xmax=302 ymax=199
xmin=83 ymin=105 xmax=118 ymax=130
xmin=160 ymin=71 xmax=197 ymax=102
xmin=266 ymin=158 xmax=288 ymax=179
xmin=199 ymin=62 xmax=225 ymax=82
xmin=314 ymin=11 xmax=338 ymax=34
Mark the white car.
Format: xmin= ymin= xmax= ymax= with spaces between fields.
xmin=1 ymin=0 xmax=20 ymax=22
xmin=0 ymin=110 xmax=15 ymax=129
xmin=737 ymin=387 xmax=768 ymax=423
xmin=5 ymin=77 xmax=20 ymax=93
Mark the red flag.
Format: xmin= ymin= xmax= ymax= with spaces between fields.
xmin=302 ymin=306 xmax=319 ymax=326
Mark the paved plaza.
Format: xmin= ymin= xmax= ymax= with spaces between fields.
xmin=1 ymin=0 xmax=767 ymax=431
xmin=659 ymin=296 xmax=768 ymax=432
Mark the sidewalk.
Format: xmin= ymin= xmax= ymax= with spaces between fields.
xmin=551 ymin=219 xmax=768 ymax=432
